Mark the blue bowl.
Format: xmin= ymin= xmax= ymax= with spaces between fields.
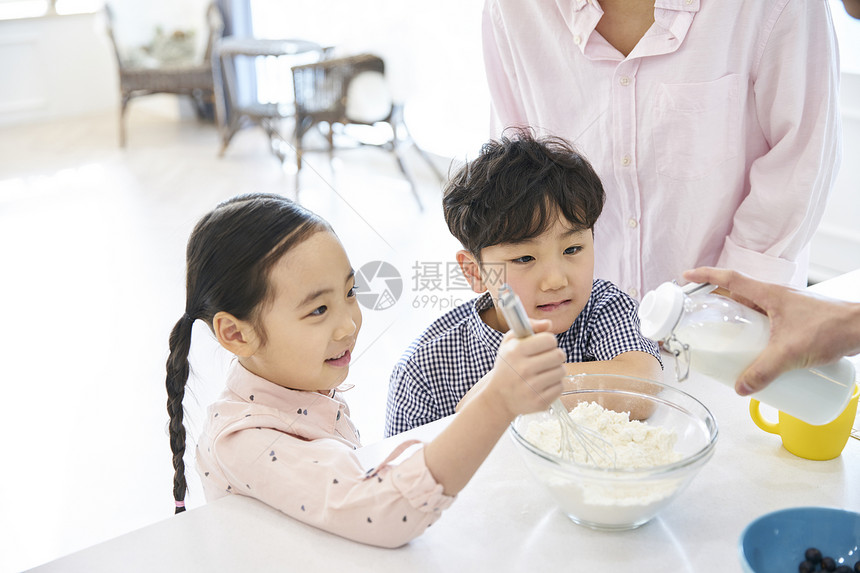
xmin=739 ymin=507 xmax=860 ymax=573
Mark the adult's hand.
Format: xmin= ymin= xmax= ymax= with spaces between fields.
xmin=842 ymin=0 xmax=860 ymax=19
xmin=683 ymin=267 xmax=860 ymax=396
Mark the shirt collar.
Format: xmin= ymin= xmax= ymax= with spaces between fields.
xmin=558 ymin=0 xmax=602 ymax=53
xmin=655 ymin=0 xmax=700 ymax=12
xmin=225 ymin=360 xmax=347 ymax=436
xmin=560 ymin=0 xmax=699 ymax=58
xmin=469 ymin=292 xmax=505 ymax=349
xmin=468 ymin=291 xmax=594 ymax=360
xmin=566 ymin=0 xmax=701 ymax=14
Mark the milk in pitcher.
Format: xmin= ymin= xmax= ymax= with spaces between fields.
xmin=638 ymin=282 xmax=855 ymax=426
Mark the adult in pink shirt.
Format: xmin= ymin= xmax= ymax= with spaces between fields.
xmin=482 ymin=0 xmax=842 ymax=298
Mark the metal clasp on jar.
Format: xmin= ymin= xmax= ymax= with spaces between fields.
xmin=663 ymin=334 xmax=691 ymax=382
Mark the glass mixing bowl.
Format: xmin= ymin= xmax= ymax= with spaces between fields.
xmin=509 ymin=374 xmax=718 ymax=531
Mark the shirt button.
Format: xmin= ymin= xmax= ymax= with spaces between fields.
xmin=627 ymin=218 xmax=638 ymax=228
xmin=621 ymin=154 xmax=631 ymax=166
xmin=574 ymin=35 xmax=582 ymax=45
xmin=628 ymin=288 xmax=639 ymax=298
xmin=619 ymin=76 xmax=630 ymax=86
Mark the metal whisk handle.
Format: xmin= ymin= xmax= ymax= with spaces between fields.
xmin=497 ymin=284 xmax=533 ymax=339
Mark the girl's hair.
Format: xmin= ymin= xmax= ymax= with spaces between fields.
xmin=165 ymin=193 xmax=329 ymax=513
xmin=442 ymin=127 xmax=605 ymax=262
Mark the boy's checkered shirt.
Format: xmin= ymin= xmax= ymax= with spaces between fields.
xmin=384 ymin=279 xmax=661 ymax=437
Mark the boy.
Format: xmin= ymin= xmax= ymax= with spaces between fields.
xmin=385 ymin=130 xmax=662 ymax=437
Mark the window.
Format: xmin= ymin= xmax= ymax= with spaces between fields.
xmin=0 ymin=0 xmax=101 ymax=21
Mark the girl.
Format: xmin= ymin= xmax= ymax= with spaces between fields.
xmin=165 ymin=193 xmax=565 ymax=548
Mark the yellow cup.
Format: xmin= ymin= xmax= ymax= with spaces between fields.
xmin=749 ymin=383 xmax=859 ymax=461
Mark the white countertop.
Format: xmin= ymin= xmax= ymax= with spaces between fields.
xmin=29 ymin=272 xmax=860 ymax=573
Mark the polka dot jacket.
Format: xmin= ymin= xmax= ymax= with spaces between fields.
xmin=196 ymin=362 xmax=454 ymax=548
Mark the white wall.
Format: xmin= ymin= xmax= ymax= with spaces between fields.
xmin=0 ymin=0 xmax=490 ymax=159
xmin=809 ymin=2 xmax=860 ymax=282
xmin=0 ymin=1 xmax=857 ymax=278
xmin=809 ymin=72 xmax=860 ymax=282
xmin=0 ymin=0 xmax=217 ymax=128
xmin=249 ymin=0 xmax=490 ymax=160
xmin=0 ymin=12 xmax=116 ymax=126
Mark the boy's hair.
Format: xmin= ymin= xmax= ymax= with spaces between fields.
xmin=443 ymin=128 xmax=605 ymax=261
xmin=165 ymin=193 xmax=329 ymax=514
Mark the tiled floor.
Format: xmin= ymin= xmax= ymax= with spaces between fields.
xmin=0 ymin=99 xmax=464 ymax=572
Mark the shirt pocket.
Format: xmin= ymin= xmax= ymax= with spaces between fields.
xmin=651 ymin=74 xmax=740 ymax=181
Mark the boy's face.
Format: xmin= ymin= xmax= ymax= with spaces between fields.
xmin=460 ymin=214 xmax=595 ymax=335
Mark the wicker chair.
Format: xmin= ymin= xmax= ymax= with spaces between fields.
xmin=212 ymin=37 xmax=329 ymax=161
xmin=105 ymin=3 xmax=224 ymax=146
xmin=291 ymin=53 xmax=443 ymax=209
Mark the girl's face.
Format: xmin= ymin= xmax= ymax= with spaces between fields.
xmin=242 ymin=230 xmax=362 ymax=392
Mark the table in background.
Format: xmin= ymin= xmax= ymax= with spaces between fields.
xmin=213 ymin=37 xmax=331 ymax=161
xmin=29 ymin=271 xmax=860 ymax=572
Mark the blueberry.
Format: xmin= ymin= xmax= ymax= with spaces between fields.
xmin=806 ymin=548 xmax=823 ymax=564
xmin=835 ymin=566 xmax=852 ymax=573
xmin=799 ymin=561 xmax=816 ymax=573
xmin=822 ymin=557 xmax=837 ymax=572
xmin=854 ymin=561 xmax=860 ymax=573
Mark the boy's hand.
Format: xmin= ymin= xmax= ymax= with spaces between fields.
xmin=483 ymin=318 xmax=566 ymax=419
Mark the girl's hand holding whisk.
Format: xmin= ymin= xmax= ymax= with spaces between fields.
xmin=424 ymin=318 xmax=565 ymax=496
xmin=485 ymin=318 xmax=566 ymax=418
xmin=455 ymin=318 xmax=565 ymax=416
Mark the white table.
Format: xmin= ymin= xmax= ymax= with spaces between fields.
xmin=30 ymin=272 xmax=860 ymax=573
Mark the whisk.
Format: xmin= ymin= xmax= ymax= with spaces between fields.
xmin=497 ymin=284 xmax=617 ymax=467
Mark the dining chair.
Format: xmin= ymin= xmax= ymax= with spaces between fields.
xmin=291 ymin=53 xmax=444 ymax=210
xmin=212 ymin=37 xmax=329 ymax=162
xmin=104 ymin=2 xmax=224 ymax=147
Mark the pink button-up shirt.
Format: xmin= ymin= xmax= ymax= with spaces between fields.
xmin=196 ymin=362 xmax=454 ymax=548
xmin=483 ymin=0 xmax=841 ymax=296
